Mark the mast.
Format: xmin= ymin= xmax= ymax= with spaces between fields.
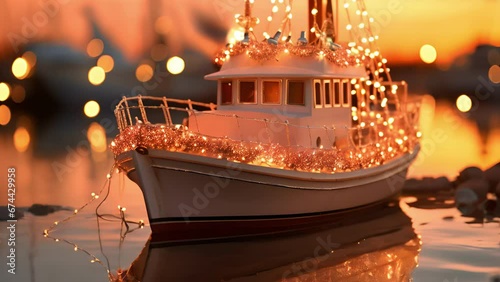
xmin=308 ymin=0 xmax=338 ymax=43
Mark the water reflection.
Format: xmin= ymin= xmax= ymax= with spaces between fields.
xmin=118 ymin=203 xmax=419 ymax=282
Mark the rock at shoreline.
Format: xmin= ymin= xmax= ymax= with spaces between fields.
xmin=456 ymin=166 xmax=485 ymax=184
xmin=484 ymin=162 xmax=500 ymax=193
xmin=27 ymin=204 xmax=72 ymax=216
xmin=403 ymin=176 xmax=453 ymax=194
xmin=455 ymin=178 xmax=490 ymax=216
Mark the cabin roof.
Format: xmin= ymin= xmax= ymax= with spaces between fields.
xmin=205 ymin=53 xmax=367 ymax=80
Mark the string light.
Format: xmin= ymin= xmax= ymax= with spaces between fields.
xmin=111 ymin=112 xmax=419 ymax=174
xmin=43 ymin=166 xmax=146 ymax=281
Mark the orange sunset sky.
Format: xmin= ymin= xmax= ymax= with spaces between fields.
xmin=0 ymin=0 xmax=499 ymax=65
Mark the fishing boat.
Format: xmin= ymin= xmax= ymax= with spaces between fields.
xmin=111 ymin=0 xmax=421 ymax=244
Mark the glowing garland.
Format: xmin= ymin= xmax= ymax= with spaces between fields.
xmin=214 ymin=41 xmax=360 ymax=67
xmin=111 ymin=123 xmax=418 ymax=173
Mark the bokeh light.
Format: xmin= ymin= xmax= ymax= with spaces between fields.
xmin=154 ymin=16 xmax=172 ymax=35
xmin=11 ymin=85 xmax=26 ymax=103
xmin=87 ymin=38 xmax=104 ymax=57
xmin=0 ymin=105 xmax=11 ymax=125
xmin=88 ymin=66 xmax=106 ymax=85
xmin=84 ymin=100 xmax=100 ymax=118
xmin=151 ymin=44 xmax=168 ymax=61
xmin=0 ymin=82 xmax=10 ymax=101
xmin=136 ymin=63 xmax=154 ymax=82
xmin=22 ymin=51 xmax=37 ymax=67
xmin=87 ymin=122 xmax=107 ymax=153
xmin=419 ymin=44 xmax=437 ymax=64
xmin=13 ymin=126 xmax=30 ymax=153
xmin=226 ymin=28 xmax=245 ymax=44
xmin=97 ymin=55 xmax=114 ymax=73
xmin=166 ymin=56 xmax=185 ymax=75
xmin=12 ymin=57 xmax=30 ymax=79
xmin=456 ymin=94 xmax=472 ymax=113
xmin=488 ymin=65 xmax=500 ymax=84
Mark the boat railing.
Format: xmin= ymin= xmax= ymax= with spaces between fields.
xmin=114 ymin=95 xmax=216 ymax=132
xmin=114 ymin=95 xmax=419 ymax=152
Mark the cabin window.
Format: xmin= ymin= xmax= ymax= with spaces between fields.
xmin=287 ymin=80 xmax=305 ymax=105
xmin=262 ymin=80 xmax=281 ymax=104
xmin=333 ymin=80 xmax=341 ymax=107
xmin=342 ymin=80 xmax=350 ymax=107
xmin=324 ymin=80 xmax=332 ymax=107
xmin=220 ymin=80 xmax=233 ymax=105
xmin=314 ymin=80 xmax=322 ymax=108
xmin=239 ymin=80 xmax=256 ymax=104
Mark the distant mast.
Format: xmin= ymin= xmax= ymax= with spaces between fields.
xmin=308 ymin=0 xmax=338 ymax=43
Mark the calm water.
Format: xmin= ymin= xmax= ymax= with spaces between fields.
xmin=0 ymin=98 xmax=499 ymax=282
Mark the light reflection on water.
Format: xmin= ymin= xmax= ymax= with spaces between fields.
xmin=0 ymin=98 xmax=499 ymax=281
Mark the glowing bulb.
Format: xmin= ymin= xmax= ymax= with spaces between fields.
xmin=420 ymin=44 xmax=437 ymax=64
xmin=166 ymin=56 xmax=185 ymax=75
xmin=88 ymin=66 xmax=106 ymax=85
xmin=0 ymin=83 xmax=10 ymax=101
xmin=12 ymin=57 xmax=29 ymax=79
xmin=84 ymin=100 xmax=100 ymax=118
xmin=311 ymin=8 xmax=318 ymax=15
xmin=381 ymin=98 xmax=388 ymax=107
xmin=456 ymin=94 xmax=472 ymax=113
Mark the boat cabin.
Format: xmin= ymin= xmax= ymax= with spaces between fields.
xmin=193 ymin=54 xmax=367 ymax=148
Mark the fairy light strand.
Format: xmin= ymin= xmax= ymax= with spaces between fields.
xmin=111 ymin=112 xmax=420 ymax=174
xmin=43 ymin=166 xmax=145 ymax=282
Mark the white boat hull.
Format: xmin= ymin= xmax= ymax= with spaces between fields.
xmin=116 ymin=145 xmax=419 ymax=243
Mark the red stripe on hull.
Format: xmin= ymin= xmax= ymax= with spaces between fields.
xmin=149 ymin=200 xmax=395 ymax=243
